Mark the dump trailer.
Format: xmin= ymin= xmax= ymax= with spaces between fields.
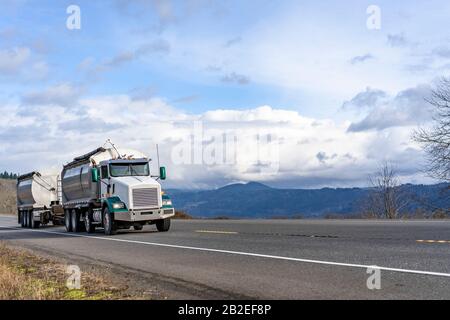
xmin=61 ymin=146 xmax=175 ymax=235
xmin=17 ymin=171 xmax=63 ymax=228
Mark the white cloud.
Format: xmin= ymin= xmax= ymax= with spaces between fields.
xmin=0 ymin=47 xmax=30 ymax=74
xmin=0 ymin=92 xmax=431 ymax=189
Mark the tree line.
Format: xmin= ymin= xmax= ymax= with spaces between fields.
xmin=0 ymin=171 xmax=18 ymax=180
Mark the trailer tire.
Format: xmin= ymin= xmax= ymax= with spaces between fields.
xmin=103 ymin=208 xmax=117 ymax=235
xmin=27 ymin=210 xmax=33 ymax=229
xmin=20 ymin=211 xmax=25 ymax=228
xmin=31 ymin=220 xmax=40 ymax=229
xmin=23 ymin=211 xmax=28 ymax=228
xmin=65 ymin=210 xmax=73 ymax=232
xmin=84 ymin=210 xmax=96 ymax=234
xmin=156 ymin=218 xmax=171 ymax=232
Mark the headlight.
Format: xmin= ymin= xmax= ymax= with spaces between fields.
xmin=112 ymin=202 xmax=125 ymax=209
xmin=162 ymin=199 xmax=172 ymax=206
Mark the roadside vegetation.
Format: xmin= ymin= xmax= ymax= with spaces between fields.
xmin=0 ymin=243 xmax=155 ymax=300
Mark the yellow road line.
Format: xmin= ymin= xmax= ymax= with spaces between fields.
xmin=195 ymin=230 xmax=238 ymax=235
xmin=416 ymin=240 xmax=450 ymax=244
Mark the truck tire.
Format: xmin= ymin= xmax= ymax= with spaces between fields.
xmin=65 ymin=210 xmax=72 ymax=232
xmin=31 ymin=219 xmax=40 ymax=229
xmin=27 ymin=210 xmax=33 ymax=229
xmin=133 ymin=224 xmax=143 ymax=231
xmin=156 ymin=218 xmax=171 ymax=232
xmin=84 ymin=210 xmax=95 ymax=234
xmin=23 ymin=211 xmax=28 ymax=228
xmin=71 ymin=209 xmax=82 ymax=232
xmin=20 ymin=211 xmax=25 ymax=228
xmin=103 ymin=208 xmax=117 ymax=235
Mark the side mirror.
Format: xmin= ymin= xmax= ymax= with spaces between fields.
xmin=159 ymin=167 xmax=166 ymax=180
xmin=91 ymin=167 xmax=99 ymax=183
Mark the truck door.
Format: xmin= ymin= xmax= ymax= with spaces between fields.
xmin=100 ymin=165 xmax=109 ymax=198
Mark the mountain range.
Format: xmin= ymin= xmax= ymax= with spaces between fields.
xmin=168 ymin=182 xmax=450 ymax=218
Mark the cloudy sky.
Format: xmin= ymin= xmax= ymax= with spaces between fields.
xmin=0 ymin=0 xmax=449 ymax=189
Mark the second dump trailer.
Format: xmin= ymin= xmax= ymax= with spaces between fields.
xmin=17 ymin=171 xmax=63 ymax=228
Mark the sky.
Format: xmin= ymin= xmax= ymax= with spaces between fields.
xmin=0 ymin=0 xmax=450 ymax=189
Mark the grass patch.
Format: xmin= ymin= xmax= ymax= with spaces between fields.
xmin=0 ymin=243 xmax=139 ymax=300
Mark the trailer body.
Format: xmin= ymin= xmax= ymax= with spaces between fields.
xmin=16 ymin=171 xmax=63 ymax=228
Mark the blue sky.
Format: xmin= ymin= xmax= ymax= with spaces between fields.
xmin=1 ymin=0 xmax=450 ymax=188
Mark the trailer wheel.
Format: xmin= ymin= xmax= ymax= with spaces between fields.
xmin=65 ymin=210 xmax=72 ymax=232
xmin=20 ymin=211 xmax=25 ymax=228
xmin=31 ymin=219 xmax=40 ymax=229
xmin=156 ymin=218 xmax=171 ymax=232
xmin=103 ymin=208 xmax=117 ymax=235
xmin=23 ymin=211 xmax=28 ymax=228
xmin=84 ymin=210 xmax=96 ymax=234
xmin=71 ymin=209 xmax=82 ymax=232
xmin=27 ymin=210 xmax=33 ymax=229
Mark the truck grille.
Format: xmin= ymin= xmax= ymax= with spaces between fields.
xmin=132 ymin=188 xmax=159 ymax=208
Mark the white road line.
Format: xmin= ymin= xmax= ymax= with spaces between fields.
xmin=196 ymin=230 xmax=238 ymax=234
xmin=2 ymin=225 xmax=450 ymax=278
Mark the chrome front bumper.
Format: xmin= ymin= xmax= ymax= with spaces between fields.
xmin=114 ymin=208 xmax=175 ymax=222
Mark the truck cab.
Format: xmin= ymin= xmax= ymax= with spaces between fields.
xmin=61 ymin=146 xmax=174 ymax=235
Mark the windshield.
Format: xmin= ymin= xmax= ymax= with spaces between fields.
xmin=109 ymin=163 xmax=150 ymax=177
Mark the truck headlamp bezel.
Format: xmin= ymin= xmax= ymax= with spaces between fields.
xmin=112 ymin=202 xmax=126 ymax=209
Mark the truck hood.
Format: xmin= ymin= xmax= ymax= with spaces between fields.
xmin=110 ymin=176 xmax=160 ymax=188
xmin=109 ymin=176 xmax=162 ymax=209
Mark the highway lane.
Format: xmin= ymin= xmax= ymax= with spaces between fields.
xmin=1 ymin=214 xmax=450 ymax=299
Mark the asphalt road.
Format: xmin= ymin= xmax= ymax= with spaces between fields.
xmin=1 ymin=214 xmax=450 ymax=299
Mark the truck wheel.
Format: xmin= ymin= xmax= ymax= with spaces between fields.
xmin=71 ymin=209 xmax=82 ymax=232
xmin=20 ymin=211 xmax=25 ymax=228
xmin=133 ymin=224 xmax=143 ymax=231
xmin=23 ymin=211 xmax=28 ymax=228
xmin=156 ymin=218 xmax=171 ymax=232
xmin=28 ymin=210 xmax=33 ymax=229
xmin=84 ymin=210 xmax=95 ymax=234
xmin=31 ymin=220 xmax=40 ymax=229
xmin=103 ymin=208 xmax=117 ymax=235
xmin=65 ymin=210 xmax=73 ymax=232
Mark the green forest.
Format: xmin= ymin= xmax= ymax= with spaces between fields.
xmin=0 ymin=171 xmax=18 ymax=180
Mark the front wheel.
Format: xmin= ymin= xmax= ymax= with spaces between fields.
xmin=103 ymin=208 xmax=117 ymax=235
xmin=156 ymin=218 xmax=171 ymax=232
xmin=65 ymin=210 xmax=72 ymax=232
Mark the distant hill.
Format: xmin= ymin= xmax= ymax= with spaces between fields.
xmin=0 ymin=179 xmax=16 ymax=214
xmin=167 ymin=182 xmax=450 ymax=218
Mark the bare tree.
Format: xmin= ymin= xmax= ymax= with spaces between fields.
xmin=413 ymin=77 xmax=450 ymax=181
xmin=365 ymin=162 xmax=409 ymax=219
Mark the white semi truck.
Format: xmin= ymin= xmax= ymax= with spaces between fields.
xmin=17 ymin=144 xmax=175 ymax=235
